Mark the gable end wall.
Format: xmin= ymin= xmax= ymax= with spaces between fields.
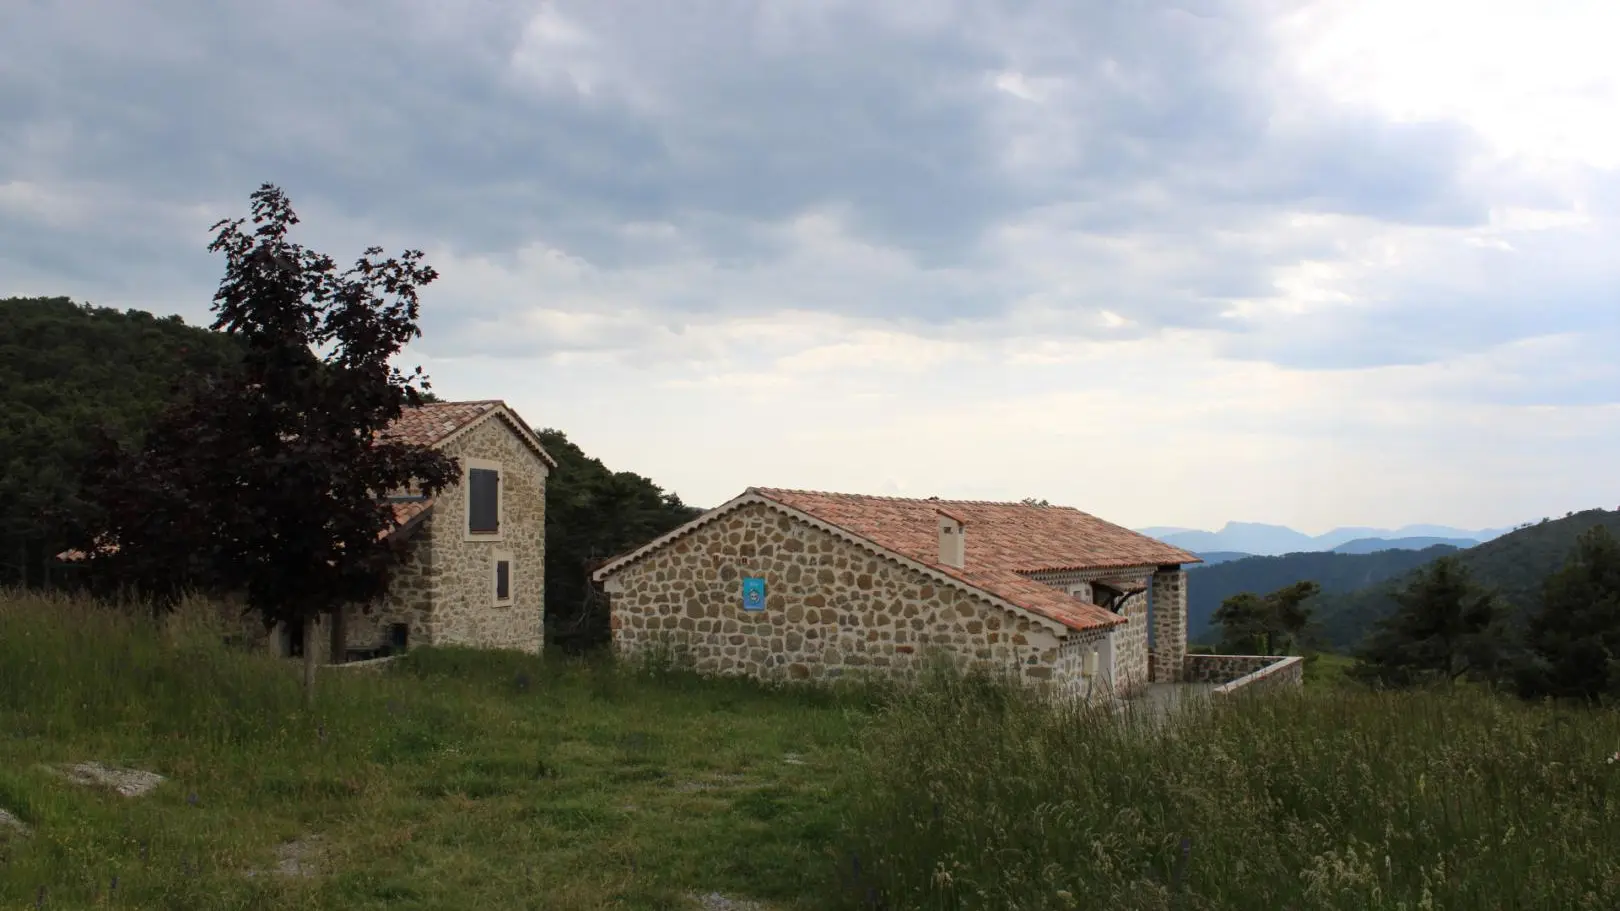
xmin=349 ymin=414 xmax=547 ymax=654
xmin=608 ymin=502 xmax=1071 ymax=683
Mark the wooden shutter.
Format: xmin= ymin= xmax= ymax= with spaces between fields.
xmin=468 ymin=468 xmax=499 ymax=533
xmin=495 ymin=559 xmax=511 ymax=602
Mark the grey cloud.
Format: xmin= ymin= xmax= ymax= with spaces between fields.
xmin=0 ymin=0 xmax=1580 ymax=373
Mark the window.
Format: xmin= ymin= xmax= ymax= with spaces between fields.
xmin=493 ymin=551 xmax=514 ymax=606
xmin=464 ymin=459 xmax=503 ymax=539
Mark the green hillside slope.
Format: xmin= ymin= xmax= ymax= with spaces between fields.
xmin=1312 ymin=509 xmax=1620 ymax=650
xmin=1187 ymin=546 xmax=1460 ymax=643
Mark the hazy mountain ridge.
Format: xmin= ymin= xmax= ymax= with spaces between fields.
xmin=1329 ymin=536 xmax=1483 ymax=554
xmin=1141 ymin=520 xmax=1510 ymax=556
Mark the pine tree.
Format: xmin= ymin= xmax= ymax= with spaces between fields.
xmin=1212 ymin=580 xmax=1319 ymax=655
xmin=1350 ymin=557 xmax=1500 ymax=688
xmin=1517 ymin=526 xmax=1620 ymax=703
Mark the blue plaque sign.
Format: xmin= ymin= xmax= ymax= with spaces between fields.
xmin=741 ymin=576 xmax=766 ymax=612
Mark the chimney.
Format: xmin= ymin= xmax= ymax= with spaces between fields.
xmin=937 ymin=511 xmax=965 ymax=569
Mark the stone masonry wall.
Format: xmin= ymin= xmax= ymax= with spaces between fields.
xmin=346 ymin=526 xmax=436 ymax=652
xmin=1208 ymin=655 xmax=1305 ymax=696
xmin=1149 ymin=569 xmax=1187 ymax=683
xmin=1053 ymin=629 xmax=1113 ymax=703
xmin=1183 ymin=653 xmax=1280 ymax=684
xmin=608 ymin=503 xmax=1068 ymax=682
xmin=1114 ymin=594 xmax=1150 ymax=693
xmin=422 ymin=415 xmax=548 ymax=652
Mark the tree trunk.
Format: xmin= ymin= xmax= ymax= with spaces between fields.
xmin=302 ymin=614 xmax=318 ymax=707
xmin=328 ymin=607 xmax=347 ymax=666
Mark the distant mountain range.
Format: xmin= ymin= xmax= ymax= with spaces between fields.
xmin=1136 ymin=521 xmax=1512 ymax=557
xmin=1179 ymin=508 xmax=1620 ymax=651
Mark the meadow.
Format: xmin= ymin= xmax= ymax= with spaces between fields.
xmin=1 ymin=590 xmax=1616 ymax=910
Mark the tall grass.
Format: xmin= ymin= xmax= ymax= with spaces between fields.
xmin=5 ymin=589 xmax=1618 ymax=909
xmin=839 ymin=663 xmax=1620 ymax=910
xmin=0 ymin=590 xmax=873 ymax=909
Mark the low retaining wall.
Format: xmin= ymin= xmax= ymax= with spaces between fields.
xmin=1211 ymin=656 xmax=1304 ymax=696
xmin=1184 ymin=653 xmax=1305 ymax=695
xmin=325 ymin=655 xmax=400 ymax=672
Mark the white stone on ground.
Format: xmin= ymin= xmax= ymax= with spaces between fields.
xmin=55 ymin=762 xmax=165 ymax=797
xmin=0 ymin=808 xmax=29 ymax=836
xmin=692 ymin=892 xmax=768 ymax=911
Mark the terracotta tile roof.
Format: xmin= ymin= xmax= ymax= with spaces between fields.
xmin=959 ymin=569 xmax=1125 ymax=630
xmin=753 ymin=489 xmax=1200 ymax=573
xmin=381 ymin=400 xmax=504 ymax=448
xmin=388 ymin=499 xmax=434 ymax=535
xmin=747 ymin=488 xmax=1200 ymax=633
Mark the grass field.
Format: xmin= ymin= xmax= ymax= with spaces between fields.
xmin=2 ymin=590 xmax=1618 ymax=910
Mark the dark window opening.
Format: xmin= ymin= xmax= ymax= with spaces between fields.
xmin=469 ymin=467 xmax=500 ymax=533
xmin=496 ymin=559 xmax=511 ymax=602
xmin=389 ymin=623 xmax=410 ymax=651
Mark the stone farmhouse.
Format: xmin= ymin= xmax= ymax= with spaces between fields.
xmin=315 ymin=399 xmax=556 ymax=660
xmin=592 ymin=488 xmax=1207 ymax=700
xmin=62 ymin=399 xmax=555 ymax=662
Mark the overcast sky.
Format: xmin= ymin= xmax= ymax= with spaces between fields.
xmin=4 ymin=0 xmax=1617 ymax=533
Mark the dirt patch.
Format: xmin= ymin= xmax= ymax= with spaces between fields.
xmin=246 ymin=835 xmax=325 ymax=878
xmin=53 ymin=762 xmax=165 ymax=797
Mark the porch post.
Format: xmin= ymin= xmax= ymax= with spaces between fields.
xmin=1149 ymin=566 xmax=1187 ymax=683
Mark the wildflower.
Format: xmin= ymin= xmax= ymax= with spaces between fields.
xmin=1608 ymin=751 xmax=1618 ymax=765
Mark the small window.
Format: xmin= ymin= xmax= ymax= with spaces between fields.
xmin=464 ymin=459 xmax=503 ymax=537
xmin=493 ymin=552 xmax=514 ymax=606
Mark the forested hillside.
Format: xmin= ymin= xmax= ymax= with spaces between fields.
xmin=1187 ymin=545 xmax=1460 ymax=643
xmin=1310 ymin=509 xmax=1620 ymax=650
xmin=0 ymin=296 xmax=701 ymax=651
xmin=0 ymin=296 xmax=244 ymax=586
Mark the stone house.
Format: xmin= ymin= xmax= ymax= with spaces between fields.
xmin=313 ymin=399 xmax=556 ymax=659
xmin=592 ymin=488 xmax=1202 ymax=700
xmin=65 ymin=399 xmax=556 ymax=661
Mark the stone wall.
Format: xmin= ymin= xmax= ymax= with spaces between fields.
xmin=346 ymin=526 xmax=436 ymax=653
xmin=1149 ymin=569 xmax=1187 ymax=682
xmin=1183 ymin=653 xmax=1281 ymax=684
xmin=341 ymin=415 xmax=547 ymax=656
xmin=1114 ymin=594 xmax=1150 ymax=693
xmin=422 ymin=415 xmax=548 ymax=652
xmin=1209 ymin=655 xmax=1305 ymax=695
xmin=607 ymin=502 xmax=1070 ymax=682
xmin=1052 ymin=629 xmax=1114 ymax=703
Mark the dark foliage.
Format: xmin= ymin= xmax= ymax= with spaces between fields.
xmin=1210 ymin=580 xmax=1320 ymax=656
xmin=537 ymin=429 xmax=702 ymax=652
xmin=1350 ymin=557 xmax=1502 ymax=688
xmin=1516 ymin=526 xmax=1620 ymax=703
xmin=0 ymin=297 xmax=245 ymax=588
xmin=71 ymin=184 xmax=458 ymax=637
xmin=1187 ymin=546 xmax=1457 ymax=644
xmin=1312 ymin=509 xmax=1620 ymax=650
